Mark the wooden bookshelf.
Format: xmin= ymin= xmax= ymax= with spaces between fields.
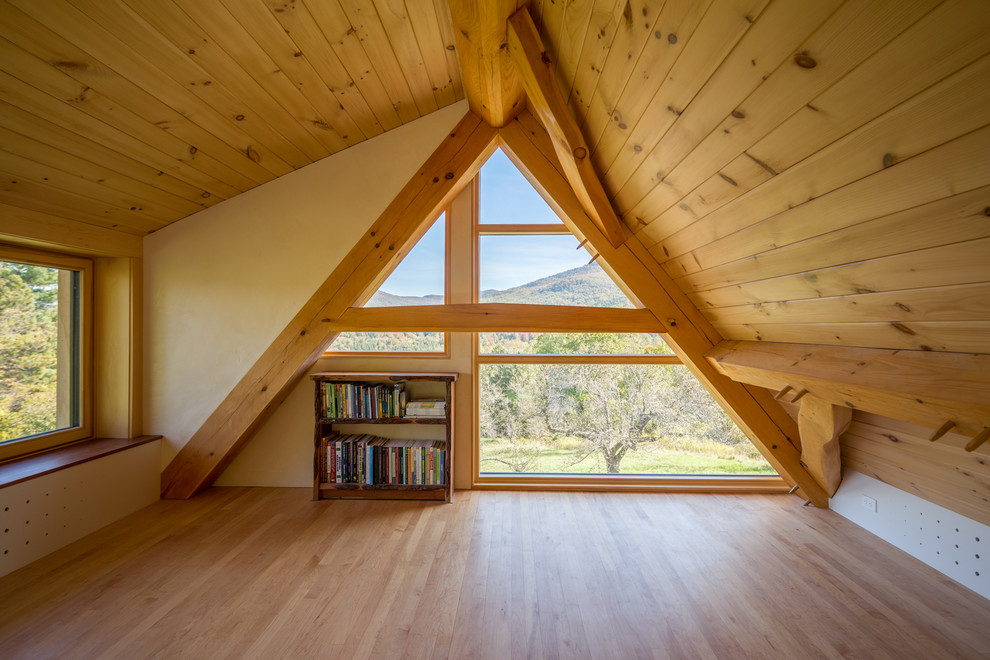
xmin=312 ymin=372 xmax=456 ymax=502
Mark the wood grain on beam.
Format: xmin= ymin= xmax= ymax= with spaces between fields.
xmin=797 ymin=395 xmax=851 ymax=497
xmin=160 ymin=111 xmax=497 ymax=499
xmin=506 ymin=7 xmax=627 ymax=249
xmin=0 ymin=203 xmax=142 ymax=257
xmin=333 ymin=304 xmax=663 ymax=333
xmin=448 ymin=0 xmax=525 ymax=127
xmin=498 ymin=113 xmax=829 ymax=507
xmin=706 ymin=340 xmax=990 ymax=440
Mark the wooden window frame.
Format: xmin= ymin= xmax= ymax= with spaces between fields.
xmin=0 ymin=244 xmax=93 ymax=462
xmin=470 ymin=167 xmax=784 ymax=491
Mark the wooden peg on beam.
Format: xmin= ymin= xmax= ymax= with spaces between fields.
xmin=587 ymin=253 xmax=600 ymax=265
xmin=790 ymin=388 xmax=810 ymax=403
xmin=928 ymin=421 xmax=956 ymax=443
xmin=774 ymin=385 xmax=794 ymax=400
xmin=576 ymin=238 xmax=589 ymax=250
xmin=964 ymin=428 xmax=990 ymax=452
xmin=788 ymin=484 xmax=800 ymax=494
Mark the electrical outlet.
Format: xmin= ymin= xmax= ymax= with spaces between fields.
xmin=861 ymin=495 xmax=877 ymax=513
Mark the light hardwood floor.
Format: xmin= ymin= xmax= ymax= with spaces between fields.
xmin=1 ymin=488 xmax=988 ymax=659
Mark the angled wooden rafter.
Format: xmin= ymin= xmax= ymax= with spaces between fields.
xmin=160 ymin=111 xmax=497 ymax=499
xmin=506 ymin=7 xmax=627 ymax=249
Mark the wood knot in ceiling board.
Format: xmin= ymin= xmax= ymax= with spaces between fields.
xmin=882 ymin=153 xmax=897 ymax=168
xmin=718 ymin=172 xmax=738 ymax=186
xmin=245 ymin=146 xmax=261 ymax=163
xmin=890 ymin=321 xmax=916 ymax=335
xmin=235 ymin=114 xmax=245 ymax=121
xmin=731 ymin=109 xmax=745 ymax=119
xmin=794 ymin=52 xmax=817 ymax=69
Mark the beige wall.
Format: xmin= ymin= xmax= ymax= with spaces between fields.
xmin=143 ymin=102 xmax=468 ymax=471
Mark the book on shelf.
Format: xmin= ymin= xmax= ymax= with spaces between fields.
xmin=322 ymin=381 xmax=407 ymax=419
xmin=404 ymin=399 xmax=446 ymax=418
xmin=324 ymin=433 xmax=445 ymax=486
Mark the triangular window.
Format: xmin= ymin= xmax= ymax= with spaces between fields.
xmin=327 ymin=214 xmax=446 ymax=353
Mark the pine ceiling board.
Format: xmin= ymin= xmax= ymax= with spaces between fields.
xmin=51 ymin=0 xmax=309 ymax=176
xmin=219 ymin=0 xmax=378 ymax=143
xmin=0 ymin=203 xmax=143 ymax=257
xmin=295 ymin=0 xmax=404 ymax=131
xmin=60 ymin=0 xmax=317 ymax=169
xmin=666 ymin=123 xmax=990 ymax=279
xmin=551 ymin=0 xmax=596 ymax=102
xmin=706 ymin=283 xmax=990 ymax=326
xmin=619 ymin=0 xmax=941 ymax=220
xmin=0 ymin=148 xmax=187 ymax=229
xmin=562 ymin=0 xmax=625 ymax=123
xmin=400 ymin=0 xmax=459 ymax=107
xmin=594 ymin=0 xmax=768 ymax=192
xmin=713 ymin=321 xmax=990 ymax=354
xmin=431 ymin=0 xmax=464 ymax=99
xmin=2 ymin=0 xmax=297 ymax=182
xmin=0 ymin=97 xmax=230 ymax=206
xmin=0 ymin=168 xmax=164 ymax=234
xmin=168 ymin=0 xmax=356 ymax=152
xmin=575 ymin=0 xmax=668 ymax=133
xmin=668 ymin=186 xmax=990 ymax=295
xmin=648 ymin=51 xmax=990 ymax=260
xmin=0 ymin=14 xmax=272 ymax=192
xmin=337 ymin=0 xmax=425 ymax=121
xmin=369 ymin=0 xmax=441 ymax=113
xmin=605 ymin=0 xmax=841 ymax=215
xmin=0 ymin=126 xmax=207 ymax=219
xmin=688 ymin=238 xmax=990 ymax=310
xmin=258 ymin=0 xmax=386 ymax=138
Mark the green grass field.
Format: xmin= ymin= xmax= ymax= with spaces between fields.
xmin=479 ymin=434 xmax=776 ymax=475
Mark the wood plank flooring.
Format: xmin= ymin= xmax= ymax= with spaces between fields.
xmin=0 ymin=488 xmax=988 ymax=659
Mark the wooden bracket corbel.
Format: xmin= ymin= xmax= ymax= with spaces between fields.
xmin=798 ymin=395 xmax=853 ymax=497
xmin=965 ymin=427 xmax=990 ymax=452
xmin=928 ymin=420 xmax=956 ymax=442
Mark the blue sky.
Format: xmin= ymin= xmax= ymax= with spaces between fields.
xmin=379 ymin=149 xmax=592 ymax=296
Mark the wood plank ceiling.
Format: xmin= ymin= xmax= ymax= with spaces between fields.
xmin=0 ymin=0 xmax=464 ymax=236
xmin=1 ymin=0 xmax=988 ymax=356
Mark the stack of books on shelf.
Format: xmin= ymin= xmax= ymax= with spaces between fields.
xmin=322 ymin=381 xmax=406 ymax=419
xmin=323 ymin=433 xmax=446 ymax=486
xmin=404 ymin=399 xmax=446 ymax=418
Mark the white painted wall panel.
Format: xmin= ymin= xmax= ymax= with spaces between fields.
xmin=0 ymin=441 xmax=160 ymax=578
xmin=831 ymin=469 xmax=989 ymax=600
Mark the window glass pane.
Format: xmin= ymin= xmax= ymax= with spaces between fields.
xmin=366 ymin=213 xmax=444 ymax=306
xmin=329 ymin=332 xmax=444 ymax=353
xmin=480 ymin=332 xmax=672 ymax=355
xmin=479 ymin=149 xmax=562 ymax=224
xmin=480 ymin=235 xmax=635 ymax=307
xmin=0 ymin=260 xmax=80 ymax=443
xmin=478 ymin=363 xmax=775 ymax=476
xmin=332 ymin=216 xmax=445 ymax=353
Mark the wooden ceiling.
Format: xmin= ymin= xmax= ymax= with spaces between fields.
xmin=0 ymin=0 xmax=463 ymax=236
xmin=1 ymin=0 xmax=988 ymax=355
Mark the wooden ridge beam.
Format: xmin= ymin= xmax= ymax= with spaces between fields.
xmin=447 ymin=0 xmax=526 ymax=127
xmin=706 ymin=340 xmax=990 ymax=441
xmin=160 ymin=111 xmax=497 ymax=499
xmin=333 ymin=304 xmax=664 ymax=333
xmin=506 ymin=7 xmax=627 ymax=249
xmin=497 ymin=111 xmax=830 ymax=507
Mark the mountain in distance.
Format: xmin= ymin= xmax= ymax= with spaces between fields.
xmin=367 ymin=264 xmax=633 ymax=308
